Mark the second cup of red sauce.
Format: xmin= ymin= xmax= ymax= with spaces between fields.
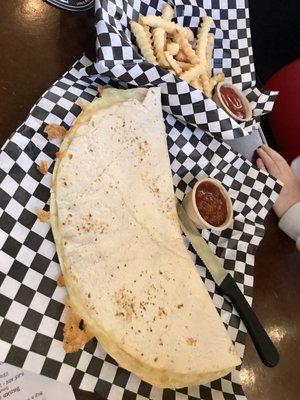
xmin=213 ymin=82 xmax=252 ymax=122
xmin=183 ymin=178 xmax=233 ymax=231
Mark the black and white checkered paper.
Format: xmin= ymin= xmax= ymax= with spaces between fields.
xmin=0 ymin=2 xmax=282 ymax=399
xmin=86 ymin=0 xmax=278 ymax=140
xmin=0 ymin=55 xmax=281 ymax=399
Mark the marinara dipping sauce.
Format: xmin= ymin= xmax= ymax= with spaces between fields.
xmin=219 ymin=85 xmax=247 ymax=120
xmin=195 ymin=181 xmax=227 ymax=227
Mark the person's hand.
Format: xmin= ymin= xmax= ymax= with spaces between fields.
xmin=256 ymin=145 xmax=300 ymax=218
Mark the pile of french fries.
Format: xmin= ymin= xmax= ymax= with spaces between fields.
xmin=130 ymin=4 xmax=224 ymax=98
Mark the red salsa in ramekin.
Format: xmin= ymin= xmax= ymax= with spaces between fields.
xmin=182 ymin=178 xmax=234 ymax=231
xmin=195 ymin=181 xmax=227 ymax=227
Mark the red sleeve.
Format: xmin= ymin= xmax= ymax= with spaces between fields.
xmin=265 ymin=58 xmax=300 ymax=164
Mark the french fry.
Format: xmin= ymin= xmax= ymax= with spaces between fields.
xmin=162 ymin=3 xmax=174 ymax=21
xmin=140 ymin=16 xmax=177 ymax=33
xmin=133 ymin=6 xmax=222 ymax=95
xmin=201 ymin=72 xmax=224 ymax=97
xmin=181 ymin=27 xmax=195 ymax=42
xmin=177 ymin=61 xmax=193 ymax=71
xmin=175 ymin=50 xmax=188 ymax=62
xmin=210 ymin=72 xmax=225 ymax=85
xmin=164 ymin=51 xmax=183 ymax=75
xmin=166 ymin=42 xmax=179 ymax=56
xmin=152 ymin=27 xmax=168 ymax=67
xmin=195 ymin=16 xmax=213 ymax=64
xmin=200 ymin=73 xmax=211 ymax=97
xmin=140 ymin=16 xmax=193 ymax=40
xmin=174 ymin=31 xmax=199 ymax=65
xmin=143 ymin=23 xmax=152 ymax=43
xmin=179 ymin=63 xmax=205 ymax=83
xmin=209 ymin=72 xmax=225 ymax=91
xmin=206 ymin=33 xmax=214 ymax=77
xmin=130 ymin=21 xmax=157 ymax=64
xmin=190 ymin=78 xmax=203 ymax=92
xmin=197 ymin=79 xmax=204 ymax=92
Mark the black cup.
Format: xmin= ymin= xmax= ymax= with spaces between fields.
xmin=46 ymin=0 xmax=95 ymax=11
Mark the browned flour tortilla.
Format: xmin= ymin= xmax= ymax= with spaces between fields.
xmin=50 ymin=87 xmax=240 ymax=388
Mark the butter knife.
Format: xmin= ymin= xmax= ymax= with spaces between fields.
xmin=177 ymin=202 xmax=279 ymax=368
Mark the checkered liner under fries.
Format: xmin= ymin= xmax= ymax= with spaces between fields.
xmin=86 ymin=0 xmax=278 ymax=139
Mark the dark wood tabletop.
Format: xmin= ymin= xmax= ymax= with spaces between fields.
xmin=1 ymin=2 xmax=299 ymax=400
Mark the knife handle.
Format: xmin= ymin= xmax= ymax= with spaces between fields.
xmin=219 ymin=274 xmax=279 ymax=368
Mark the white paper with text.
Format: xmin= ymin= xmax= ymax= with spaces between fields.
xmin=0 ymin=363 xmax=75 ymax=400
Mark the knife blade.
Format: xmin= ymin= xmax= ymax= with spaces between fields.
xmin=177 ymin=201 xmax=227 ymax=286
xmin=177 ymin=202 xmax=279 ymax=368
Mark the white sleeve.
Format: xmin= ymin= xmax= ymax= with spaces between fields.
xmin=278 ymin=202 xmax=300 ymax=251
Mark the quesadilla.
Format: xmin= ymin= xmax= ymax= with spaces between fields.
xmin=50 ymin=87 xmax=240 ymax=388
